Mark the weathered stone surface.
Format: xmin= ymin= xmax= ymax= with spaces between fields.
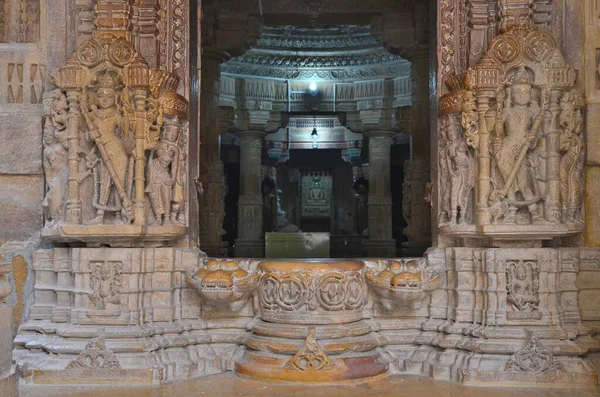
xmin=0 ymin=110 xmax=43 ymax=174
xmin=0 ymin=175 xmax=43 ymax=244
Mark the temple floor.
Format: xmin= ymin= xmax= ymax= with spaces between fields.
xmin=17 ymin=374 xmax=600 ymax=397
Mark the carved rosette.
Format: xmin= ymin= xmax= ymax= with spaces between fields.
xmin=258 ymin=260 xmax=367 ymax=325
xmin=186 ymin=258 xmax=259 ymax=312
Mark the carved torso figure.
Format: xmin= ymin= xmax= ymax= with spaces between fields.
xmin=491 ymin=67 xmax=546 ymax=224
xmin=559 ymin=90 xmax=584 ymax=223
xmin=443 ymin=115 xmax=474 ymax=225
xmin=146 ymin=118 xmax=181 ymax=226
xmin=507 ymin=261 xmax=540 ymax=313
xmin=80 ymin=72 xmax=133 ymax=225
xmin=42 ymin=122 xmax=68 ymax=226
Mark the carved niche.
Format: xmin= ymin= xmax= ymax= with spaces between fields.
xmin=505 ymin=259 xmax=541 ymax=319
xmin=45 ymin=34 xmax=188 ymax=243
xmin=440 ymin=24 xmax=583 ymax=240
xmin=89 ymin=261 xmax=123 ymax=310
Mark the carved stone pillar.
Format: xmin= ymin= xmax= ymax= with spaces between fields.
xmin=235 ymin=131 xmax=265 ymax=257
xmin=468 ymin=0 xmax=499 ymax=66
xmin=402 ymin=46 xmax=432 ymax=253
xmin=199 ymin=49 xmax=229 ymax=255
xmin=498 ymin=0 xmax=534 ymax=30
xmin=366 ymin=131 xmax=396 ymax=257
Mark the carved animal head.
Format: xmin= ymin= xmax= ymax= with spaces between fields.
xmin=186 ymin=259 xmax=259 ymax=311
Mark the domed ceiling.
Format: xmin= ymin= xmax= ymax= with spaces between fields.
xmin=221 ymin=25 xmax=409 ymax=81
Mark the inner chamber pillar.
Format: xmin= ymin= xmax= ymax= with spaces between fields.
xmin=234 ymin=131 xmax=265 ymax=257
xmin=199 ymin=49 xmax=230 ymax=256
xmin=365 ymin=131 xmax=396 ymax=257
xmin=401 ymin=46 xmax=432 ymax=255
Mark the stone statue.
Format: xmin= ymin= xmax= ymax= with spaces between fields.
xmin=146 ymin=117 xmax=182 ymax=226
xmin=490 ymin=66 xmax=548 ymax=225
xmin=559 ymin=90 xmax=584 ymax=224
xmin=80 ymin=71 xmax=135 ymax=225
xmin=441 ymin=114 xmax=474 ymax=225
xmin=42 ymin=117 xmax=68 ymax=226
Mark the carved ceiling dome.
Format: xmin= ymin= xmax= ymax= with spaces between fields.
xmin=221 ymin=25 xmax=409 ymax=81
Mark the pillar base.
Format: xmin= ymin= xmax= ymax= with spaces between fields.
xmin=366 ymin=239 xmax=396 ymax=257
xmin=234 ymin=239 xmax=264 ymax=258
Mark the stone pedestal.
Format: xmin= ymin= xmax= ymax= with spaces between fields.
xmin=365 ymin=132 xmax=396 ymax=257
xmin=235 ymin=259 xmax=387 ymax=382
xmin=234 ymin=131 xmax=265 ymax=258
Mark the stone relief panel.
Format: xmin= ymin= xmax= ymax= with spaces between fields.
xmin=43 ymin=34 xmax=188 ymax=244
xmin=0 ymin=0 xmax=40 ymax=43
xmin=89 ymin=261 xmax=123 ymax=310
xmin=439 ymin=23 xmax=584 ymax=241
xmin=505 ymin=259 xmax=541 ymax=318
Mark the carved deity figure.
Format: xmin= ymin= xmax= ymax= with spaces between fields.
xmin=89 ymin=262 xmax=123 ymax=310
xmin=42 ymin=118 xmax=68 ymax=226
xmin=80 ymin=72 xmax=134 ymax=225
xmin=491 ymin=66 xmax=547 ymax=224
xmin=506 ymin=260 xmax=540 ymax=312
xmin=559 ymin=90 xmax=584 ymax=224
xmin=146 ymin=117 xmax=183 ymax=226
xmin=440 ymin=114 xmax=474 ymax=225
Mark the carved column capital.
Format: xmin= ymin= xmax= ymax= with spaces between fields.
xmin=498 ymin=0 xmax=534 ymax=31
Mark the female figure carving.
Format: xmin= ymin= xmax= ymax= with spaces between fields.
xmin=42 ymin=118 xmax=68 ymax=226
xmin=146 ymin=117 xmax=181 ymax=226
xmin=80 ymin=72 xmax=134 ymax=225
xmin=559 ymin=90 xmax=584 ymax=223
xmin=442 ymin=114 xmax=474 ymax=225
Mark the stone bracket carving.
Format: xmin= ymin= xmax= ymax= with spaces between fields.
xmin=366 ymin=259 xmax=441 ymax=311
xmin=186 ymin=258 xmax=259 ymax=312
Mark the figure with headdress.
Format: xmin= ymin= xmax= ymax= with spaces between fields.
xmin=80 ymin=71 xmax=134 ymax=225
xmin=491 ymin=66 xmax=548 ymax=224
xmin=442 ymin=114 xmax=474 ymax=225
xmin=559 ymin=90 xmax=584 ymax=223
xmin=146 ymin=117 xmax=181 ymax=226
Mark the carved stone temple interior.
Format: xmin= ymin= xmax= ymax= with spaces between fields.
xmin=0 ymin=1 xmax=600 ymax=396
